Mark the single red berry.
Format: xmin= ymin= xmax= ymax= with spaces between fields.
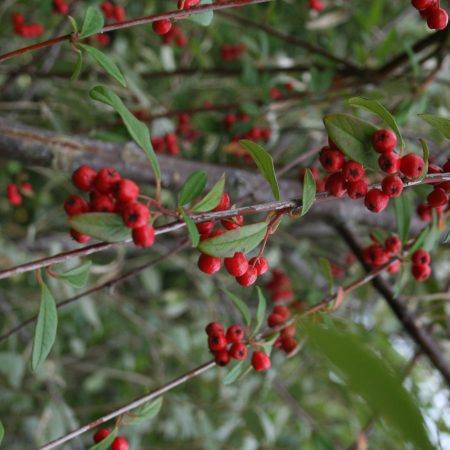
xmin=281 ymin=324 xmax=296 ymax=339
xmin=319 ymin=147 xmax=345 ymax=172
xmin=362 ymin=244 xmax=390 ymax=267
xmin=417 ymin=203 xmax=432 ymax=221
xmin=72 ymin=165 xmax=97 ymax=192
xmin=93 ymin=429 xmax=110 ymax=443
xmin=281 ymin=336 xmax=297 ymax=353
xmin=364 ymin=189 xmax=389 ymax=213
xmin=221 ymin=215 xmax=243 ymax=230
xmin=378 ymin=152 xmax=400 ymax=174
xmin=224 ymin=252 xmax=249 ymax=277
xmin=6 ymin=183 xmax=22 ymax=206
xmin=400 ymin=154 xmax=425 ymax=179
xmin=412 ymin=249 xmax=431 ymax=266
xmin=213 ymin=192 xmax=231 ymax=212
xmin=111 ymin=436 xmax=129 ymax=450
xmin=214 ymin=349 xmax=231 ymax=366
xmin=412 ymin=264 xmax=431 ymax=282
xmin=101 ymin=1 xmax=114 ymax=17
xmin=251 ymin=351 xmax=271 ymax=372
xmin=385 ymin=235 xmax=402 ymax=253
xmin=427 ymin=187 xmax=448 ymax=208
xmin=372 ymin=129 xmax=397 ymax=153
xmin=205 ymin=322 xmax=224 ymax=336
xmin=196 ymin=221 xmax=215 ymax=235
xmin=386 ymin=260 xmax=401 ymax=273
xmin=91 ymin=194 xmax=115 ymax=212
xmin=114 ymin=179 xmax=139 ymax=203
xmin=153 ymin=19 xmax=172 ymax=35
xmin=198 ymin=253 xmax=222 ymax=274
xmin=249 ymin=256 xmax=269 ymax=276
xmin=113 ymin=5 xmax=126 ymax=22
xmin=132 ymin=225 xmax=155 ymax=248
xmin=226 ymin=325 xmax=245 ymax=343
xmin=427 ymin=7 xmax=448 ymax=30
xmin=208 ymin=333 xmax=227 ymax=352
xmin=273 ymin=305 xmax=291 ymax=320
xmin=411 ymin=0 xmax=434 ymax=10
xmin=122 ymin=202 xmax=150 ymax=229
xmin=267 ymin=313 xmax=285 ymax=328
xmin=70 ymin=229 xmax=91 ymax=243
xmin=381 ymin=175 xmax=404 ymax=198
xmin=326 ymin=172 xmax=347 ymax=197
xmin=347 ymin=179 xmax=369 ymax=199
xmin=229 ymin=342 xmax=248 ymax=360
xmin=64 ymin=195 xmax=89 ymax=216
xmin=95 ymin=167 xmax=121 ymax=194
xmin=343 ymin=160 xmax=365 ymax=182
xmin=224 ymin=114 xmax=237 ymax=129
xmin=236 ymin=266 xmax=258 ymax=287
xmin=309 ymin=0 xmax=325 ymax=11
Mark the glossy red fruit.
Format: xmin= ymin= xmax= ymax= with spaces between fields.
xmin=385 ymin=235 xmax=402 ymax=253
xmin=198 ymin=253 xmax=222 ymax=274
xmin=273 ymin=305 xmax=291 ymax=320
xmin=236 ymin=266 xmax=258 ymax=287
xmin=326 ymin=172 xmax=347 ymax=197
xmin=412 ymin=264 xmax=431 ymax=282
xmin=205 ymin=322 xmax=224 ymax=336
xmin=381 ymin=175 xmax=404 ymax=198
xmin=208 ymin=333 xmax=227 ymax=352
xmin=64 ymin=195 xmax=89 ymax=216
xmin=72 ymin=165 xmax=97 ymax=191
xmin=122 ymin=203 xmax=150 ymax=228
xmin=226 ymin=325 xmax=245 ymax=343
xmin=281 ymin=336 xmax=297 ymax=353
xmin=132 ymin=225 xmax=155 ymax=248
xmin=378 ymin=152 xmax=400 ymax=174
xmin=114 ymin=179 xmax=139 ymax=203
xmin=347 ymin=179 xmax=368 ymax=200
xmin=213 ymin=192 xmax=231 ymax=211
xmin=6 ymin=183 xmax=22 ymax=205
xmin=427 ymin=7 xmax=448 ymax=30
xmin=364 ymin=189 xmax=389 ymax=213
xmin=362 ymin=244 xmax=390 ymax=267
xmin=224 ymin=252 xmax=248 ymax=277
xmin=319 ymin=147 xmax=345 ymax=172
xmin=111 ymin=436 xmax=129 ymax=450
xmin=372 ymin=129 xmax=397 ymax=153
xmin=400 ymin=154 xmax=425 ymax=179
xmin=95 ymin=167 xmax=121 ymax=194
xmin=251 ymin=351 xmax=271 ymax=372
xmin=214 ymin=349 xmax=231 ymax=366
xmin=70 ymin=229 xmax=91 ymax=243
xmin=267 ymin=313 xmax=285 ymax=327
xmin=113 ymin=5 xmax=126 ymax=22
xmin=93 ymin=428 xmax=110 ymax=443
xmin=249 ymin=256 xmax=269 ymax=276
xmin=153 ymin=19 xmax=172 ymax=35
xmin=343 ymin=160 xmax=365 ymax=182
xmin=229 ymin=342 xmax=248 ymax=360
xmin=427 ymin=187 xmax=448 ymax=208
xmin=196 ymin=221 xmax=215 ymax=235
xmin=412 ymin=249 xmax=430 ymax=266
xmin=91 ymin=194 xmax=115 ymax=212
xmin=221 ymin=215 xmax=244 ymax=230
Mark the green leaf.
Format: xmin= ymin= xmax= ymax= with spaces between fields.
xmin=240 ymin=140 xmax=280 ymax=201
xmin=87 ymin=428 xmax=118 ymax=450
xmin=191 ymin=175 xmax=225 ymax=212
xmin=253 ymin=286 xmax=266 ymax=335
xmin=0 ymin=420 xmax=4 ymax=445
xmin=58 ymin=261 xmax=92 ymax=288
xmin=127 ymin=398 xmax=163 ymax=426
xmin=260 ymin=333 xmax=279 ymax=356
xmin=417 ymin=139 xmax=429 ymax=182
xmin=306 ymin=322 xmax=433 ymax=450
xmin=409 ymin=226 xmax=431 ymax=255
xmin=32 ymin=283 xmax=58 ymax=372
xmin=79 ymin=6 xmax=104 ymax=39
xmin=319 ymin=257 xmax=334 ymax=292
xmin=301 ymin=168 xmax=316 ymax=216
xmin=178 ymin=170 xmax=208 ymax=206
xmin=348 ymin=97 xmax=405 ymax=150
xmin=224 ymin=289 xmax=251 ymax=327
xmin=223 ymin=360 xmax=246 ymax=385
xmin=394 ymin=193 xmax=411 ymax=243
xmin=323 ymin=114 xmax=378 ymax=169
xmin=70 ymin=213 xmax=131 ymax=243
xmin=90 ymin=86 xmax=161 ymax=184
xmin=198 ymin=222 xmax=268 ymax=258
xmin=419 ymin=114 xmax=450 ymax=139
xmin=67 ymin=15 xmax=78 ymax=33
xmin=189 ymin=0 xmax=213 ymax=26
xmin=71 ymin=51 xmax=83 ymax=81
xmin=79 ymin=44 xmax=127 ymax=87
xmin=180 ymin=209 xmax=200 ymax=247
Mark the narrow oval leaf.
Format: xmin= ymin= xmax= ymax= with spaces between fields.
xmin=240 ymin=140 xmax=280 ymax=201
xmin=0 ymin=420 xmax=4 ymax=445
xmin=223 ymin=360 xmax=246 ymax=385
xmin=419 ymin=114 xmax=450 ymax=139
xmin=179 ymin=170 xmax=208 ymax=206
xmin=393 ymin=193 xmax=411 ymax=243
xmin=90 ymin=86 xmax=161 ymax=183
xmin=189 ymin=0 xmax=213 ymax=26
xmin=32 ymin=283 xmax=58 ymax=372
xmin=80 ymin=6 xmax=104 ymax=39
xmin=348 ymin=97 xmax=405 ymax=150
xmin=319 ymin=257 xmax=334 ymax=292
xmin=58 ymin=261 xmax=92 ymax=288
xmin=301 ymin=168 xmax=317 ymax=216
xmin=180 ymin=209 xmax=200 ymax=247
xmin=80 ymin=44 xmax=127 ymax=87
xmin=323 ymin=114 xmax=378 ymax=169
xmin=70 ymin=213 xmax=131 ymax=243
xmin=224 ymin=289 xmax=251 ymax=327
xmin=253 ymin=286 xmax=267 ymax=335
xmin=417 ymin=138 xmax=429 ymax=182
xmin=87 ymin=428 xmax=117 ymax=450
xmin=71 ymin=51 xmax=83 ymax=81
xmin=191 ymin=174 xmax=225 ymax=212
xmin=198 ymin=222 xmax=268 ymax=258
xmin=126 ymin=398 xmax=163 ymax=426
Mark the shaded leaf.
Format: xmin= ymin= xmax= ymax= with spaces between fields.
xmin=301 ymin=168 xmax=316 ymax=216
xmin=254 ymin=286 xmax=266 ymax=335
xmin=70 ymin=213 xmax=131 ymax=243
xmin=191 ymin=175 xmax=225 ymax=212
xmin=87 ymin=428 xmax=117 ymax=450
xmin=180 ymin=208 xmax=200 ymax=247
xmin=223 ymin=360 xmax=246 ymax=385
xmin=0 ymin=420 xmax=4 ymax=445
xmin=319 ymin=257 xmax=334 ymax=292
xmin=58 ymin=261 xmax=92 ymax=288
xmin=224 ymin=289 xmax=251 ymax=327
xmin=127 ymin=398 xmax=163 ymax=426
xmin=419 ymin=114 xmax=450 ymax=139
xmin=71 ymin=51 xmax=83 ymax=81
xmin=394 ymin=193 xmax=411 ymax=243
xmin=178 ymin=170 xmax=208 ymax=206
xmin=80 ymin=6 xmax=104 ymax=39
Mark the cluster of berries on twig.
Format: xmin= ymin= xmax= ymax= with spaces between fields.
xmin=11 ymin=14 xmax=44 ymax=38
xmin=93 ymin=429 xmax=128 ymax=450
xmin=6 ymin=181 xmax=33 ymax=206
xmin=411 ymin=0 xmax=448 ymax=30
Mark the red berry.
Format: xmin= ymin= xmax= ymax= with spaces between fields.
xmin=224 ymin=252 xmax=249 ymax=277
xmin=372 ymin=129 xmax=397 ymax=153
xmin=386 ymin=260 xmax=401 ymax=273
xmin=114 ymin=179 xmax=139 ymax=203
xmin=251 ymin=351 xmax=271 ymax=372
xmin=91 ymin=194 xmax=115 ymax=212
xmin=411 ymin=0 xmax=434 ymax=10
xmin=412 ymin=264 xmax=431 ymax=282
xmin=249 ymin=256 xmax=269 ymax=276
xmin=93 ymin=428 xmax=110 ymax=443
xmin=281 ymin=336 xmax=297 ymax=353
xmin=443 ymin=159 xmax=450 ymax=172
xmin=385 ymin=235 xmax=402 ymax=253
xmin=364 ymin=189 xmax=389 ymax=213
xmin=362 ymin=244 xmax=390 ymax=267
xmin=132 ymin=225 xmax=155 ymax=248
xmin=400 ymin=154 xmax=425 ymax=179
xmin=236 ymin=266 xmax=258 ymax=287
xmin=267 ymin=313 xmax=285 ymax=327
xmin=427 ymin=187 xmax=448 ymax=208
xmin=70 ymin=229 xmax=91 ymax=243
xmin=427 ymin=8 xmax=448 ymax=30
xmin=198 ymin=253 xmax=222 ymax=274
xmin=122 ymin=202 xmax=150 ymax=228
xmin=196 ymin=221 xmax=215 ymax=235
xmin=213 ymin=192 xmax=231 ymax=212
xmin=224 ymin=114 xmax=237 ymax=129
xmin=208 ymin=333 xmax=227 ymax=352
xmin=412 ymin=249 xmax=430 ymax=266
xmin=205 ymin=322 xmax=224 ymax=336
xmin=95 ymin=167 xmax=121 ymax=194
xmin=101 ymin=1 xmax=114 ymax=18
xmin=229 ymin=342 xmax=248 ymax=361
xmin=111 ymin=436 xmax=129 ymax=450
xmin=273 ymin=305 xmax=291 ymax=320
xmin=214 ymin=349 xmax=231 ymax=366
xmin=226 ymin=325 xmax=245 ymax=343
xmin=6 ymin=183 xmax=22 ymax=206
xmin=221 ymin=215 xmax=244 ymax=230
xmin=153 ymin=19 xmax=172 ymax=35
xmin=343 ymin=160 xmax=365 ymax=182
xmin=381 ymin=175 xmax=404 ymax=198
xmin=417 ymin=203 xmax=432 ymax=221
xmin=326 ymin=172 xmax=347 ymax=197
xmin=319 ymin=147 xmax=345 ymax=172
xmin=64 ymin=195 xmax=89 ymax=216
xmin=113 ymin=5 xmax=126 ymax=22
xmin=347 ymin=179 xmax=368 ymax=199
xmin=72 ymin=165 xmax=97 ymax=192
xmin=378 ymin=152 xmax=400 ymax=174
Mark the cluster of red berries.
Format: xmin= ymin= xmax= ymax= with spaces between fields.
xmin=177 ymin=113 xmax=201 ymax=142
xmin=205 ymin=322 xmax=271 ymax=371
xmin=11 ymin=14 xmax=44 ymax=38
xmin=151 ymin=133 xmax=180 ymax=156
xmin=410 ymin=249 xmax=433 ymax=282
xmin=269 ymin=82 xmax=295 ymax=100
xmin=309 ymin=0 xmax=326 ymax=12
xmin=161 ymin=25 xmax=188 ymax=47
xmin=101 ymin=1 xmax=126 ymax=23
xmin=53 ymin=0 xmax=69 ymax=15
xmin=265 ymin=269 xmax=294 ymax=302
xmin=362 ymin=234 xmax=402 ymax=274
xmin=221 ymin=43 xmax=247 ymax=62
xmin=266 ymin=305 xmax=298 ymax=354
xmin=411 ymin=0 xmax=448 ymax=30
xmin=65 ymin=165 xmax=155 ymax=248
xmin=93 ymin=429 xmax=128 ymax=450
xmin=6 ymin=182 xmax=33 ymax=206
